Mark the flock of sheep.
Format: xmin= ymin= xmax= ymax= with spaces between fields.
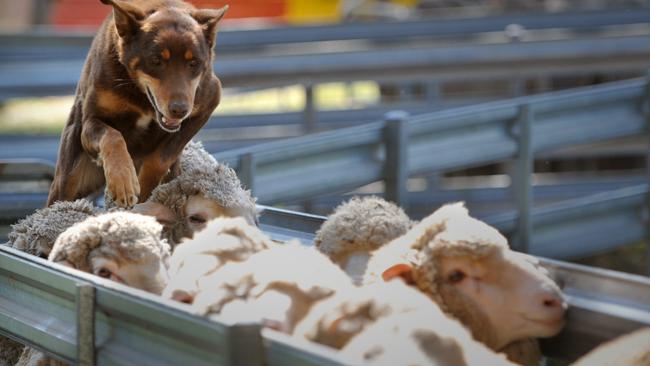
xmin=2 ymin=141 xmax=649 ymax=366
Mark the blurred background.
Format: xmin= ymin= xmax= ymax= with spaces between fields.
xmin=1 ymin=0 xmax=649 ymax=275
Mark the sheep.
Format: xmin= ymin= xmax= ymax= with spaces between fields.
xmin=570 ymin=327 xmax=650 ymax=366
xmin=313 ymin=196 xmax=412 ymax=285
xmin=364 ymin=202 xmax=567 ymax=365
xmin=340 ymin=306 xmax=517 ymax=366
xmin=293 ymin=280 xmax=437 ymax=350
xmin=180 ymin=244 xmax=354 ymax=334
xmin=128 ymin=141 xmax=258 ymax=246
xmin=162 ymin=217 xmax=275 ymax=303
xmin=47 ymin=212 xmax=171 ymax=294
xmin=5 ymin=199 xmax=98 ymax=258
xmin=15 ymin=212 xmax=172 ymax=366
xmin=293 ymin=277 xmax=514 ymax=365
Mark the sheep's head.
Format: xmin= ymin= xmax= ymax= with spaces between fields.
xmin=314 ymin=196 xmax=412 ymax=284
xmin=49 ymin=212 xmax=171 ymax=295
xmin=132 ymin=160 xmax=258 ymax=246
xmin=8 ymin=199 xmax=97 ymax=258
xmin=190 ymin=245 xmax=353 ymax=334
xmin=376 ymin=203 xmax=567 ymax=352
xmin=162 ymin=217 xmax=273 ymax=303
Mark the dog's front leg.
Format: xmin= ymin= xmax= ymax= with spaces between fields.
xmin=138 ymin=152 xmax=175 ymax=202
xmin=82 ymin=120 xmax=140 ymax=208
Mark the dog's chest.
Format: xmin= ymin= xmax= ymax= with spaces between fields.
xmin=135 ymin=113 xmax=154 ymax=130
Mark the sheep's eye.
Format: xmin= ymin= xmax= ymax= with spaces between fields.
xmin=189 ymin=215 xmax=207 ymax=224
xmin=447 ymin=270 xmax=466 ymax=284
xmin=97 ymin=268 xmax=112 ymax=278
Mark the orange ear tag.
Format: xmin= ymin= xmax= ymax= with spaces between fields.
xmin=381 ymin=263 xmax=415 ymax=285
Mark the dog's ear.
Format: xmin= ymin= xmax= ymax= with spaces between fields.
xmin=100 ymin=0 xmax=146 ymax=39
xmin=192 ymin=5 xmax=229 ymax=48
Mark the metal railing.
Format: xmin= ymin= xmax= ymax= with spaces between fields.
xmin=213 ymin=76 xmax=650 ymax=254
xmin=0 ymin=206 xmax=648 ymax=365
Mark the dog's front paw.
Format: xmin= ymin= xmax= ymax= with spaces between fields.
xmin=105 ymin=162 xmax=141 ymax=208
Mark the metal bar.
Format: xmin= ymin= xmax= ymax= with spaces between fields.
xmin=645 ymin=71 xmax=650 ymax=275
xmin=76 ymin=283 xmax=95 ymax=366
xmin=383 ymin=111 xmax=409 ymax=209
xmin=512 ymin=105 xmax=534 ymax=252
xmin=239 ymin=153 xmax=256 ymax=196
xmin=303 ymin=84 xmax=317 ymax=133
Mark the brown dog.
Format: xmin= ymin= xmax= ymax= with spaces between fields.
xmin=47 ymin=0 xmax=228 ymax=208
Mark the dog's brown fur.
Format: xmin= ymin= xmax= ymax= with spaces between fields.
xmin=47 ymin=0 xmax=228 ymax=208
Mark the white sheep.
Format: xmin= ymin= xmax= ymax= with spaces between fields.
xmin=162 ymin=217 xmax=275 ymax=303
xmin=364 ymin=202 xmax=567 ymax=365
xmin=294 ymin=279 xmax=514 ymax=365
xmin=185 ymin=244 xmax=354 ymax=334
xmin=15 ymin=212 xmax=172 ymax=366
xmin=130 ymin=141 xmax=258 ymax=246
xmin=313 ymin=196 xmax=412 ymax=285
xmin=6 ymin=199 xmax=97 ymax=258
xmin=340 ymin=306 xmax=517 ymax=366
xmin=570 ymin=327 xmax=650 ymax=366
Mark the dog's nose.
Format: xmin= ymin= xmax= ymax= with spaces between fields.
xmin=168 ymin=101 xmax=189 ymax=119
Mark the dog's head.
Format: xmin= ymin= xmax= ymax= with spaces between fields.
xmin=101 ymin=0 xmax=228 ymax=133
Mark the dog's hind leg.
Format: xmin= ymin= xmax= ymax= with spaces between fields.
xmin=47 ymin=154 xmax=105 ymax=206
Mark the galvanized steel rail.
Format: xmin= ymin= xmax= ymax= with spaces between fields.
xmin=0 ymin=206 xmax=648 ymax=365
xmin=213 ymin=77 xmax=650 ymax=254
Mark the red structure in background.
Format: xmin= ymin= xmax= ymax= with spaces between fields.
xmin=51 ymin=0 xmax=286 ymax=29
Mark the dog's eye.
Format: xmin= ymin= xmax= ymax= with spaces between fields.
xmin=151 ymin=56 xmax=162 ymax=66
xmin=188 ymin=59 xmax=199 ymax=68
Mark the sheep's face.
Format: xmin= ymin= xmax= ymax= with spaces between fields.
xmin=90 ymin=255 xmax=169 ymax=295
xmin=435 ymin=248 xmax=567 ymax=349
xmin=134 ymin=194 xmax=257 ymax=245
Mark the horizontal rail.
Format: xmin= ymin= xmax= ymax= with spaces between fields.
xmin=3 ymin=8 xmax=650 ymax=61
xmin=1 ymin=205 xmax=649 ymax=365
xmin=214 ymin=78 xmax=648 ymax=204
xmin=1 ymin=34 xmax=650 ymax=99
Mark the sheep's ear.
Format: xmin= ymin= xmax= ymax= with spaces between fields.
xmin=381 ymin=263 xmax=415 ymax=285
xmin=132 ymin=202 xmax=175 ymax=227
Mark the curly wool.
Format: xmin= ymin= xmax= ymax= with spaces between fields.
xmin=48 ymin=212 xmax=171 ymax=272
xmin=364 ymin=202 xmax=538 ymax=364
xmin=7 ymin=199 xmax=97 ymax=258
xmin=314 ymin=196 xmax=412 ymax=263
xmin=146 ymin=141 xmax=257 ymax=242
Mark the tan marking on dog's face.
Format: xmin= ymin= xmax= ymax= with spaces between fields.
xmin=161 ymin=48 xmax=171 ymax=60
xmin=135 ymin=113 xmax=153 ymax=130
xmin=184 ymin=50 xmax=194 ymax=61
xmin=129 ymin=57 xmax=140 ymax=71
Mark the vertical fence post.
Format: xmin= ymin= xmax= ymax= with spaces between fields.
xmin=240 ymin=153 xmax=256 ymax=196
xmin=76 ymin=283 xmax=95 ymax=366
xmin=645 ymin=71 xmax=650 ymax=275
xmin=384 ymin=111 xmax=410 ymax=210
xmin=303 ymin=83 xmax=317 ymax=133
xmin=512 ymin=104 xmax=533 ymax=253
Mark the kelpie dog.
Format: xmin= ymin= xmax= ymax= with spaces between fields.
xmin=47 ymin=0 xmax=228 ymax=208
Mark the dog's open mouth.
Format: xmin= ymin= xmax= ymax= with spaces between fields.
xmin=145 ymin=87 xmax=182 ymax=133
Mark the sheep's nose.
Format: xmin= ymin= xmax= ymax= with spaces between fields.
xmin=169 ymin=101 xmax=189 ymax=119
xmin=539 ymin=291 xmax=567 ymax=316
xmin=171 ymin=289 xmax=195 ymax=304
